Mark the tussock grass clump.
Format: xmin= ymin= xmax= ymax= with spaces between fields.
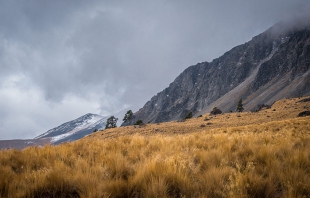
xmin=1 ymin=97 xmax=310 ymax=197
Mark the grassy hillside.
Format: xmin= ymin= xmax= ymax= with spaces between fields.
xmin=0 ymin=97 xmax=310 ymax=197
xmin=87 ymin=97 xmax=310 ymax=139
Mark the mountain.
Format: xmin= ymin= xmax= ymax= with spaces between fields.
xmin=0 ymin=113 xmax=107 ymax=150
xmin=124 ymin=21 xmax=310 ymax=125
xmin=35 ymin=113 xmax=107 ymax=144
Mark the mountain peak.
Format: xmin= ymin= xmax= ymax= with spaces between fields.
xmin=35 ymin=113 xmax=107 ymax=144
xmin=263 ymin=17 xmax=310 ymax=39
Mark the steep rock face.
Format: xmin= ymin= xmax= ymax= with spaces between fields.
xmin=124 ymin=22 xmax=310 ymax=124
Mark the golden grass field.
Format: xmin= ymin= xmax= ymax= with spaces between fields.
xmin=0 ymin=97 xmax=310 ymax=197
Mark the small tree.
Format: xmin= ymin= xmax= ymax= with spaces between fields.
xmin=123 ymin=110 xmax=133 ymax=125
xmin=105 ymin=116 xmax=118 ymax=129
xmin=236 ymin=98 xmax=244 ymax=112
xmin=185 ymin=112 xmax=193 ymax=119
xmin=134 ymin=119 xmax=143 ymax=125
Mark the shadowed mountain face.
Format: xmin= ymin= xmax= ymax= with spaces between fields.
xmin=124 ymin=21 xmax=310 ymax=124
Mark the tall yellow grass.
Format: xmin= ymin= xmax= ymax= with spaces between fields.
xmin=0 ymin=97 xmax=310 ymax=197
xmin=0 ymin=117 xmax=310 ymax=197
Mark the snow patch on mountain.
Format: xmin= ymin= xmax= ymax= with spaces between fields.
xmin=35 ymin=113 xmax=104 ymax=139
xmin=50 ymin=133 xmax=73 ymax=143
xmin=35 ymin=113 xmax=107 ymax=144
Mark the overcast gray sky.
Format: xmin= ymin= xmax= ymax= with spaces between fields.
xmin=1 ymin=0 xmax=309 ymax=140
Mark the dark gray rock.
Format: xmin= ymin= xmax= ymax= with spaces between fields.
xmin=123 ymin=21 xmax=310 ymax=125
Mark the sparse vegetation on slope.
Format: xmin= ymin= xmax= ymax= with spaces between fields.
xmin=0 ymin=97 xmax=310 ymax=197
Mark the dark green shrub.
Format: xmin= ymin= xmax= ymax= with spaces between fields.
xmin=185 ymin=112 xmax=193 ymax=119
xmin=236 ymin=98 xmax=244 ymax=112
xmin=210 ymin=107 xmax=222 ymax=116
xmin=134 ymin=119 xmax=143 ymax=125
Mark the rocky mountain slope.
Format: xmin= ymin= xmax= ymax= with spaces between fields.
xmin=124 ymin=21 xmax=310 ymax=124
xmin=35 ymin=113 xmax=107 ymax=144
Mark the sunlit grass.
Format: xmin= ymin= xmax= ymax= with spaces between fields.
xmin=0 ymin=97 xmax=310 ymax=197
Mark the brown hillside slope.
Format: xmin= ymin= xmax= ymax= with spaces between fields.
xmin=0 ymin=97 xmax=309 ymax=197
xmin=88 ymin=96 xmax=310 ymax=140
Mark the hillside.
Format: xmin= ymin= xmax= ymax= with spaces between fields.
xmin=124 ymin=21 xmax=310 ymax=125
xmin=89 ymin=97 xmax=310 ymax=140
xmin=0 ymin=97 xmax=310 ymax=197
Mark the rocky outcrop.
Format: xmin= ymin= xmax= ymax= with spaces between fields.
xmin=123 ymin=21 xmax=310 ymax=125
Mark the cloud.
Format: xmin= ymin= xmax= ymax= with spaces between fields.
xmin=0 ymin=74 xmax=104 ymax=139
xmin=1 ymin=0 xmax=310 ymax=139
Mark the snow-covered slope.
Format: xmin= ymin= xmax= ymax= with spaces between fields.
xmin=35 ymin=113 xmax=107 ymax=144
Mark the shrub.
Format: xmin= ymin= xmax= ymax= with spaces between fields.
xmin=134 ymin=119 xmax=144 ymax=125
xmin=299 ymin=97 xmax=310 ymax=103
xmin=185 ymin=112 xmax=193 ymax=119
xmin=210 ymin=107 xmax=222 ymax=116
xmin=254 ymin=104 xmax=271 ymax=112
xmin=298 ymin=111 xmax=310 ymax=117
